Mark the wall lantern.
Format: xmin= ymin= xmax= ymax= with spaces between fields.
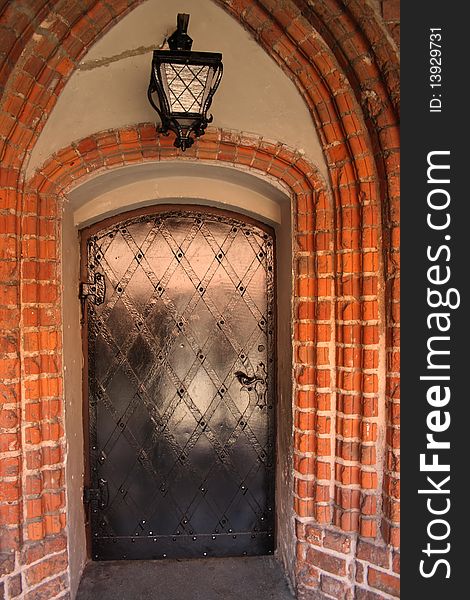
xmin=147 ymin=13 xmax=223 ymax=151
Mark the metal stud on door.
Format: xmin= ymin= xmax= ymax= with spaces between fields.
xmin=81 ymin=208 xmax=276 ymax=560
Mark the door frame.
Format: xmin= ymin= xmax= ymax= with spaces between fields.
xmin=79 ymin=202 xmax=278 ymax=559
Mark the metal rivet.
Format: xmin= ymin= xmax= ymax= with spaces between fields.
xmin=199 ymin=287 xmax=204 ymax=292
xmin=173 ymin=537 xmax=176 ymax=541
xmin=154 ymin=538 xmax=157 ymax=542
xmin=228 ymin=528 xmax=232 ymax=533
xmin=203 ymin=552 xmax=207 ymax=556
xmin=149 ymin=531 xmax=153 ymax=535
xmin=232 ymin=535 xmax=236 ymax=539
xmin=193 ymin=536 xmax=197 ymax=541
xmin=163 ymin=554 xmax=167 ymax=557
xmin=212 ymin=535 xmax=216 ymax=540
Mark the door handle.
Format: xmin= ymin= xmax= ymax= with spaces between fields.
xmin=235 ymin=363 xmax=267 ymax=406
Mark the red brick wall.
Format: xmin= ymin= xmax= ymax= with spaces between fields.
xmin=0 ymin=1 xmax=399 ymax=599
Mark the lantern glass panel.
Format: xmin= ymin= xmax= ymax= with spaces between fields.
xmin=160 ymin=63 xmax=211 ymax=114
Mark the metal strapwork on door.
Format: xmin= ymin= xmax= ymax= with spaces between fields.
xmin=81 ymin=208 xmax=275 ymax=560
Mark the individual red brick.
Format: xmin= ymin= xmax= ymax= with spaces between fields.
xmin=305 ymin=524 xmax=323 ymax=546
xmin=360 ymin=518 xmax=377 ymax=538
xmin=323 ymin=530 xmax=352 ymax=554
xmin=368 ymin=567 xmax=400 ymax=597
xmin=383 ymin=0 xmax=400 ymax=21
xmin=306 ymin=547 xmax=347 ymax=576
xmin=392 ymin=551 xmax=400 ymax=573
xmin=0 ymin=480 xmax=20 ymax=502
xmin=6 ymin=572 xmax=22 ymax=598
xmin=321 ymin=573 xmax=350 ymax=598
xmin=355 ymin=561 xmax=364 ymax=583
xmin=356 ymin=540 xmax=390 ymax=568
xmin=0 ymin=432 xmax=19 ymax=452
xmin=355 ymin=587 xmax=385 ymax=600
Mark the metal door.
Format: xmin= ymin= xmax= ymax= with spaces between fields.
xmin=81 ymin=206 xmax=275 ymax=560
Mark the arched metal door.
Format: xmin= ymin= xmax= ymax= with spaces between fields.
xmin=80 ymin=206 xmax=276 ymax=560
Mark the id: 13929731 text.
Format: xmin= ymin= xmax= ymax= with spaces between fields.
xmin=429 ymin=28 xmax=443 ymax=113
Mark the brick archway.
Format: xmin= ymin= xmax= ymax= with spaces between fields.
xmin=0 ymin=2 xmax=399 ymax=599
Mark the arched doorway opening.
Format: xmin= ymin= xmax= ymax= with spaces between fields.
xmin=60 ymin=156 xmax=302 ymax=592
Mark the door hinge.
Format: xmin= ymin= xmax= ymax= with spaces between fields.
xmin=83 ymin=478 xmax=109 ymax=508
xmin=79 ymin=272 xmax=106 ymax=305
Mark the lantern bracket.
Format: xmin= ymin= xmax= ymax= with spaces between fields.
xmin=168 ymin=13 xmax=193 ymax=51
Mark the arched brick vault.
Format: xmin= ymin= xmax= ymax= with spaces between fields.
xmin=0 ymin=1 xmax=399 ymax=598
